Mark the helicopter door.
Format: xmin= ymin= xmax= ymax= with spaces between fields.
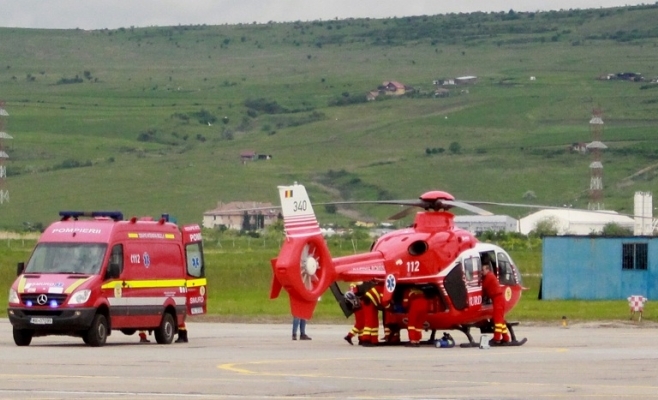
xmin=463 ymin=256 xmax=483 ymax=308
xmin=444 ymin=263 xmax=468 ymax=310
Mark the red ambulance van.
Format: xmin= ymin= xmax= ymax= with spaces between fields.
xmin=7 ymin=211 xmax=207 ymax=347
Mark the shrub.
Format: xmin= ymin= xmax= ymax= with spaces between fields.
xmin=57 ymin=75 xmax=84 ymax=84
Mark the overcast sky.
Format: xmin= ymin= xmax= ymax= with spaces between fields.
xmin=0 ymin=0 xmax=651 ymax=30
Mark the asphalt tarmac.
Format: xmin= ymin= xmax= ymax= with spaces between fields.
xmin=1 ymin=318 xmax=657 ymax=399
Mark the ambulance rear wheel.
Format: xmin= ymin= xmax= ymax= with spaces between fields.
xmin=13 ymin=328 xmax=33 ymax=346
xmin=85 ymin=314 xmax=109 ymax=347
xmin=155 ymin=313 xmax=175 ymax=344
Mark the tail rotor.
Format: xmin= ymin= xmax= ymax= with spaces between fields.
xmin=301 ymin=243 xmax=320 ymax=290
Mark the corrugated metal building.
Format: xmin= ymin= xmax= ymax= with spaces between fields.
xmin=454 ymin=215 xmax=518 ymax=234
xmin=519 ymin=209 xmax=634 ymax=235
xmin=541 ymin=236 xmax=658 ymax=300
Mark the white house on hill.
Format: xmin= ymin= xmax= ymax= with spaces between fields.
xmin=203 ymin=201 xmax=279 ymax=230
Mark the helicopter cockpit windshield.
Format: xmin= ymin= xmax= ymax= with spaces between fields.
xmin=25 ymin=243 xmax=108 ymax=275
xmin=496 ymin=251 xmax=522 ymax=286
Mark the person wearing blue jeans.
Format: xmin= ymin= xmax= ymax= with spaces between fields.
xmin=292 ymin=317 xmax=312 ymax=340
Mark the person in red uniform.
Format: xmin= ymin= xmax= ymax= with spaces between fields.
xmin=361 ymin=283 xmax=386 ymax=346
xmin=343 ymin=287 xmax=365 ymax=345
xmin=138 ymin=322 xmax=188 ymax=343
xmin=176 ymin=322 xmax=189 ymax=343
xmin=402 ymin=287 xmax=426 ymax=347
xmin=481 ymin=261 xmax=510 ymax=344
xmin=138 ymin=330 xmax=150 ymax=343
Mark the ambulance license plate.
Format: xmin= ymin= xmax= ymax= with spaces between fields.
xmin=30 ymin=317 xmax=53 ymax=325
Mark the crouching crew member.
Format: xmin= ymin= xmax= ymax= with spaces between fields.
xmin=402 ymin=287 xmax=426 ymax=347
xmin=361 ymin=283 xmax=387 ymax=346
xmin=344 ymin=285 xmax=365 ymax=345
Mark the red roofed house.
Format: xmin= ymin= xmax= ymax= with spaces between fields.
xmin=240 ymin=150 xmax=256 ymax=164
xmin=382 ymin=81 xmax=407 ymax=95
xmin=202 ymin=201 xmax=279 ymax=231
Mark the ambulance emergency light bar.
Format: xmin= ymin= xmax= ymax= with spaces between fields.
xmin=59 ymin=211 xmax=124 ymax=221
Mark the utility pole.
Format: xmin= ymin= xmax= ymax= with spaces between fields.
xmin=0 ymin=101 xmax=11 ymax=204
xmin=586 ymin=109 xmax=606 ymax=210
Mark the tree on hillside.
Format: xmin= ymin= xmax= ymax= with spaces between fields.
xmin=449 ymin=141 xmax=461 ymax=154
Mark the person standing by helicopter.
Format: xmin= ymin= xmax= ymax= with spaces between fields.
xmin=292 ymin=317 xmax=312 ymax=340
xmin=481 ymin=260 xmax=511 ymax=345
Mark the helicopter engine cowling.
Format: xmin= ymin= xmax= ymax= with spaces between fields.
xmin=271 ymin=233 xmax=335 ymax=319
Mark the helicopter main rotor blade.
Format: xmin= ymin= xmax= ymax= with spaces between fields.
xmin=321 ymin=199 xmax=495 ymax=217
xmin=462 ymin=200 xmax=559 ymax=209
xmin=316 ymin=200 xmax=425 ymax=207
xmin=387 ymin=207 xmax=415 ymax=221
xmin=443 ymin=200 xmax=494 ymax=216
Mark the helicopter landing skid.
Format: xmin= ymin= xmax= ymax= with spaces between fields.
xmin=457 ymin=321 xmax=526 ymax=348
xmin=489 ymin=338 xmax=527 ymax=347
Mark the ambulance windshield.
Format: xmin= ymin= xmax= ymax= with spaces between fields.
xmin=25 ymin=243 xmax=108 ymax=275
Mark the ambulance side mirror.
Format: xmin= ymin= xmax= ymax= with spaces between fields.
xmin=106 ymin=263 xmax=120 ymax=280
xmin=16 ymin=262 xmax=25 ymax=276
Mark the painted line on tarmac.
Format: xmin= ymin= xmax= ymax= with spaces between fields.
xmin=217 ymin=348 xmax=567 ymax=377
xmin=0 ymin=373 xmax=288 ymax=384
xmin=216 ymin=349 xmax=658 ymax=394
xmin=0 ymin=389 xmax=300 ymax=399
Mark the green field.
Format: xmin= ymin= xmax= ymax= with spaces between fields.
xmin=0 ymin=5 xmax=658 ymax=231
xmin=0 ymin=234 xmax=649 ymax=323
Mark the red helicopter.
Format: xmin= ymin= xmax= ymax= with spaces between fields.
xmin=269 ymin=182 xmax=527 ymax=347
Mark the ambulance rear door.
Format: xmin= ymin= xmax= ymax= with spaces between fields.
xmin=182 ymin=225 xmax=206 ymax=315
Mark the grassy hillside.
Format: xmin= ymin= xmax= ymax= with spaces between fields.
xmin=1 ymin=5 xmax=658 ymax=230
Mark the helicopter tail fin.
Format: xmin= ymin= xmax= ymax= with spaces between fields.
xmin=271 ymin=183 xmax=335 ymax=319
xmin=278 ymin=183 xmax=321 ymax=238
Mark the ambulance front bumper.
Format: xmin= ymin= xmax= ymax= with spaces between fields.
xmin=7 ymin=307 xmax=97 ymax=331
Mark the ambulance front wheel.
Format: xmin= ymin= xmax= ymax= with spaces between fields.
xmin=13 ymin=327 xmax=33 ymax=346
xmin=85 ymin=313 xmax=109 ymax=347
xmin=155 ymin=313 xmax=176 ymax=344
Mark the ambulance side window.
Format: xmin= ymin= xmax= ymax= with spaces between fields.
xmin=107 ymin=244 xmax=123 ymax=278
xmin=186 ymin=243 xmax=204 ymax=278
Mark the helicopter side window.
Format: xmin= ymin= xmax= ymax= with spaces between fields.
xmin=496 ymin=252 xmax=516 ymax=285
xmin=463 ymin=257 xmax=480 ymax=287
xmin=464 ymin=258 xmax=473 ymax=281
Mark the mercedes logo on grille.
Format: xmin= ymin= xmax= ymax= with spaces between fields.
xmin=36 ymin=294 xmax=48 ymax=305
